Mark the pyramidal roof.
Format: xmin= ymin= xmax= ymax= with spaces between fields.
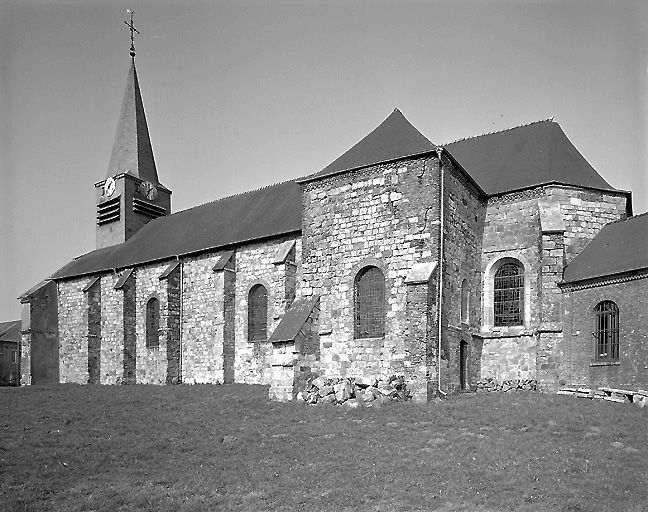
xmin=445 ymin=120 xmax=616 ymax=196
xmin=107 ymin=61 xmax=160 ymax=183
xmin=302 ymin=109 xmax=437 ymax=182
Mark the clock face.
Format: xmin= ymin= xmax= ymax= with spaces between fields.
xmin=139 ymin=181 xmax=158 ymax=201
xmin=103 ymin=177 xmax=116 ymax=198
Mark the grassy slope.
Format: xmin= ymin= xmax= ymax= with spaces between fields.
xmin=1 ymin=385 xmax=647 ymax=512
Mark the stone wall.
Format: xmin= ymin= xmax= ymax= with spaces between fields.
xmin=87 ymin=279 xmax=101 ymax=384
xmin=562 ymin=276 xmax=648 ymax=389
xmin=58 ymin=278 xmax=90 ymax=383
xmin=479 ymin=185 xmax=628 ymax=388
xmin=234 ymin=237 xmax=302 ymax=384
xmin=439 ymin=158 xmax=487 ymax=392
xmin=20 ymin=280 xmax=59 ymax=385
xmin=181 ymin=252 xmax=225 ymax=384
xmin=301 ymin=156 xmax=442 ymax=391
xmin=135 ymin=263 xmax=169 ymax=384
xmin=101 ymin=272 xmax=125 ymax=384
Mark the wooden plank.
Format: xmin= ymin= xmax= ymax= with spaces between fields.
xmin=603 ymin=396 xmax=626 ymax=403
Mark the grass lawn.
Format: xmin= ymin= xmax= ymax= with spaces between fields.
xmin=1 ymin=384 xmax=647 ymax=512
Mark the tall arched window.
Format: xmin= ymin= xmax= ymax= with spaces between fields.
xmin=493 ymin=262 xmax=524 ymax=326
xmin=460 ymin=278 xmax=469 ymax=324
xmin=594 ymin=301 xmax=619 ymax=362
xmin=248 ymin=284 xmax=268 ymax=341
xmin=354 ymin=266 xmax=385 ymax=338
xmin=146 ymin=297 xmax=160 ymax=348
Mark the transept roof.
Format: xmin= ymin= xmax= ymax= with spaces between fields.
xmin=445 ymin=120 xmax=616 ymax=196
xmin=300 ymin=109 xmax=437 ymax=182
xmin=562 ymin=213 xmax=648 ymax=284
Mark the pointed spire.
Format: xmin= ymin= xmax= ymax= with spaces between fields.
xmin=107 ymin=61 xmax=159 ymax=183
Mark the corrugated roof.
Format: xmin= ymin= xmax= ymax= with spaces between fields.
xmin=106 ymin=62 xmax=160 ymax=184
xmin=563 ymin=213 xmax=648 ymax=284
xmin=301 ymin=109 xmax=437 ymax=182
xmin=52 ymin=181 xmax=302 ymax=280
xmin=445 ymin=120 xmax=616 ymax=196
xmin=0 ymin=320 xmax=21 ymax=343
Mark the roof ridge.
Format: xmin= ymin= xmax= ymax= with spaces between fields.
xmin=173 ymin=179 xmax=297 ymax=216
xmin=442 ymin=117 xmax=555 ymax=146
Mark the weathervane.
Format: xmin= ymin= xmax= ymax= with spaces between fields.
xmin=124 ymin=9 xmax=140 ymax=58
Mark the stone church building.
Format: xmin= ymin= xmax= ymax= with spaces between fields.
xmin=19 ymin=57 xmax=648 ymax=401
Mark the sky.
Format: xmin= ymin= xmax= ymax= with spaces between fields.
xmin=1 ymin=0 xmax=647 ymax=321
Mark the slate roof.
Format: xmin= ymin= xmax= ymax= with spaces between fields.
xmin=269 ymin=297 xmax=320 ymax=343
xmin=52 ymin=181 xmax=302 ymax=279
xmin=300 ymin=109 xmax=437 ymax=182
xmin=562 ymin=213 xmax=648 ymax=284
xmin=445 ymin=120 xmax=616 ymax=196
xmin=106 ymin=62 xmax=160 ymax=185
xmin=0 ymin=320 xmax=21 ymax=343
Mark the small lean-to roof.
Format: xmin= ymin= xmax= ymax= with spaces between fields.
xmin=269 ymin=296 xmax=320 ymax=343
xmin=301 ymin=109 xmax=437 ymax=182
xmin=445 ymin=120 xmax=617 ymax=196
xmin=0 ymin=320 xmax=21 ymax=343
xmin=562 ymin=213 xmax=648 ymax=284
xmin=52 ymin=181 xmax=302 ymax=280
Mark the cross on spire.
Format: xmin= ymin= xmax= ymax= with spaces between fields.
xmin=124 ymin=9 xmax=140 ymax=58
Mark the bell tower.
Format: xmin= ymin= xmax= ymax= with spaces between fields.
xmin=95 ymin=11 xmax=171 ymax=249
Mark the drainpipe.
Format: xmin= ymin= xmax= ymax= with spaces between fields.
xmin=177 ymin=255 xmax=184 ymax=384
xmin=436 ymin=147 xmax=445 ymax=395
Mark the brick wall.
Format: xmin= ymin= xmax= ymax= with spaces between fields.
xmin=562 ymin=277 xmax=648 ymax=389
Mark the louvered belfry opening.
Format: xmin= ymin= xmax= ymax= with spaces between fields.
xmin=594 ymin=301 xmax=619 ymax=361
xmin=494 ymin=263 xmax=524 ymax=326
xmin=146 ymin=297 xmax=160 ymax=348
xmin=248 ymin=284 xmax=268 ymax=341
xmin=354 ymin=266 xmax=385 ymax=339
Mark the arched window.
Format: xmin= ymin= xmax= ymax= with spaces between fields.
xmin=493 ymin=262 xmax=524 ymax=326
xmin=460 ymin=279 xmax=469 ymax=324
xmin=354 ymin=266 xmax=385 ymax=338
xmin=248 ymin=284 xmax=268 ymax=341
xmin=594 ymin=301 xmax=619 ymax=362
xmin=146 ymin=297 xmax=160 ymax=348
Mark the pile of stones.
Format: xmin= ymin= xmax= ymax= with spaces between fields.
xmin=476 ymin=378 xmax=539 ymax=393
xmin=296 ymin=375 xmax=412 ymax=406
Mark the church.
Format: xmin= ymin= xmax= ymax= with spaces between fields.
xmin=18 ymin=51 xmax=648 ymax=401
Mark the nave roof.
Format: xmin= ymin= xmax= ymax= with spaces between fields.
xmin=52 ymin=181 xmax=302 ymax=280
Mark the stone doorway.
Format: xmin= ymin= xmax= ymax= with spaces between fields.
xmin=459 ymin=340 xmax=468 ymax=390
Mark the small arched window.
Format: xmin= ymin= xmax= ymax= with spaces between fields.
xmin=460 ymin=279 xmax=469 ymax=324
xmin=354 ymin=266 xmax=385 ymax=339
xmin=594 ymin=301 xmax=619 ymax=362
xmin=248 ymin=284 xmax=268 ymax=341
xmin=146 ymin=297 xmax=160 ymax=348
xmin=493 ymin=262 xmax=524 ymax=326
